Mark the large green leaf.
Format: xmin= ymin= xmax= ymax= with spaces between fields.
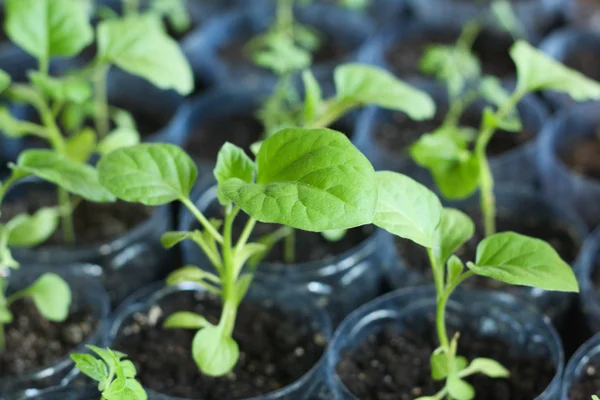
xmin=469 ymin=232 xmax=579 ymax=292
xmin=213 ymin=143 xmax=255 ymax=205
xmin=372 ymin=171 xmax=442 ymax=248
xmin=97 ymin=15 xmax=193 ymax=95
xmin=512 ymin=40 xmax=600 ymax=100
xmin=222 ymin=128 xmax=377 ymax=231
xmin=433 ymin=208 xmax=474 ymax=265
xmin=97 ymin=144 xmax=197 ymax=205
xmin=12 ymin=150 xmax=115 ymax=202
xmin=334 ymin=63 xmax=436 ymax=120
xmin=5 ymin=0 xmax=93 ymax=62
xmin=192 ymin=326 xmax=239 ymax=377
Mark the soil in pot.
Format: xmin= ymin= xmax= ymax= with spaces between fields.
xmin=0 ymin=188 xmax=153 ymax=246
xmin=336 ymin=325 xmax=555 ymax=400
xmin=113 ymin=290 xmax=326 ymax=399
xmin=183 ymin=114 xmax=264 ymax=163
xmin=567 ymin=359 xmax=600 ymax=399
xmin=0 ymin=299 xmax=95 ymax=377
xmin=560 ymin=129 xmax=600 ymax=180
xmin=385 ymin=29 xmax=515 ymax=79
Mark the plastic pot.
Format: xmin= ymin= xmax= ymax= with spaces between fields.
xmin=539 ymin=28 xmax=600 ymax=111
xmin=179 ymin=185 xmax=394 ymax=324
xmin=0 ymin=44 xmax=37 ymax=83
xmin=0 ymin=265 xmax=110 ymax=398
xmin=561 ymin=331 xmax=600 ymax=399
xmin=387 ymin=187 xmax=588 ymax=323
xmin=3 ymin=179 xmax=173 ymax=306
xmin=327 ymin=286 xmax=565 ymax=400
xmin=182 ymin=4 xmax=374 ymax=88
xmin=538 ymin=102 xmax=600 ymax=229
xmin=18 ymin=385 xmax=99 ymax=400
xmin=352 ymin=80 xmax=548 ymax=190
xmin=577 ymin=226 xmax=600 ymax=333
xmin=105 ymin=281 xmax=333 ymax=400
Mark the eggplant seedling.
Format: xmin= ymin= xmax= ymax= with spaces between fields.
xmin=371 ymin=171 xmax=578 ymax=400
xmin=411 ymin=40 xmax=600 ymax=236
xmin=97 ymin=127 xmax=378 ymax=376
xmin=71 ymin=345 xmax=147 ymax=400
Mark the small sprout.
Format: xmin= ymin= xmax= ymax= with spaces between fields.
xmin=592 ymin=395 xmax=599 ymax=400
xmin=71 ymin=345 xmax=147 ymax=400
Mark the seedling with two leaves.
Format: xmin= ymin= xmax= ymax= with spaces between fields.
xmin=97 ymin=126 xmax=382 ymax=377
xmin=0 ymin=0 xmax=193 ymax=244
xmin=71 ymin=345 xmax=147 ymax=400
xmin=370 ymin=171 xmax=578 ymax=400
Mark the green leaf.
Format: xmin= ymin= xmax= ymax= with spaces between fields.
xmin=512 ymin=40 xmax=600 ymax=100
xmin=6 ymin=207 xmax=59 ymax=247
xmin=119 ymin=379 xmax=147 ymax=400
xmin=431 ymin=350 xmax=449 ymax=380
xmin=97 ymin=15 xmax=193 ymax=95
xmin=592 ymin=396 xmax=599 ymax=400
xmin=70 ymin=353 xmax=108 ymax=383
xmin=0 ymin=106 xmax=46 ymax=138
xmin=492 ymin=0 xmax=526 ymax=39
xmin=447 ymin=255 xmax=465 ymax=286
xmin=302 ymin=69 xmax=322 ymax=123
xmin=97 ymin=128 xmax=140 ymax=156
xmin=29 ymin=72 xmax=92 ymax=104
xmin=5 ymin=0 xmax=93 ymax=62
xmin=87 ymin=345 xmax=120 ymax=372
xmin=420 ymin=45 xmax=480 ymax=97
xmin=192 ymin=326 xmax=239 ymax=377
xmin=161 ymin=231 xmax=193 ymax=248
xmin=25 ymin=273 xmax=72 ymax=321
xmin=373 ymin=171 xmax=442 ymax=248
xmin=0 ymin=70 xmax=11 ymax=94
xmin=431 ymin=154 xmax=481 ymax=200
xmin=234 ymin=274 xmax=253 ymax=306
xmin=166 ymin=265 xmax=220 ymax=286
xmin=469 ymin=232 xmax=579 ymax=292
xmin=65 ymin=128 xmax=97 ymax=163
xmin=433 ymin=208 xmax=474 ymax=265
xmin=214 ymin=143 xmax=256 ymax=205
xmin=465 ymin=358 xmax=510 ymax=378
xmin=447 ymin=375 xmax=475 ymax=400
xmin=321 ymin=229 xmax=347 ymax=242
xmin=334 ymin=63 xmax=436 ymax=120
xmin=97 ymin=143 xmax=197 ymax=206
xmin=121 ymin=360 xmax=137 ymax=378
xmin=163 ymin=311 xmax=212 ymax=330
xmin=222 ymin=128 xmax=377 ymax=232
xmin=410 ymin=126 xmax=473 ymax=167
xmin=0 ymin=308 xmax=13 ymax=324
xmin=12 ymin=150 xmax=115 ymax=202
xmin=482 ymin=107 xmax=521 ymax=133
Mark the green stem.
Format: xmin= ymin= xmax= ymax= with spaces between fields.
xmin=309 ymin=99 xmax=354 ymax=129
xmin=218 ymin=206 xmax=239 ymax=337
xmin=94 ymin=64 xmax=110 ymax=138
xmin=427 ymin=248 xmax=444 ymax=295
xmin=58 ymin=188 xmax=75 ymax=244
xmin=234 ymin=218 xmax=257 ymax=253
xmin=180 ymin=197 xmax=224 ymax=244
xmin=283 ymin=228 xmax=295 ymax=264
xmin=435 ymin=271 xmax=475 ymax=353
xmin=0 ymin=174 xmax=22 ymax=205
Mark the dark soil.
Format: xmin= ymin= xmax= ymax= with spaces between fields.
xmin=374 ymin=109 xmax=534 ymax=158
xmin=394 ymin=206 xmax=579 ymax=291
xmin=565 ymin=50 xmax=600 ymax=82
xmin=385 ymin=30 xmax=515 ymax=79
xmin=568 ymin=359 xmax=600 ymax=400
xmin=0 ymin=189 xmax=153 ymax=246
xmin=0 ymin=299 xmax=95 ymax=377
xmin=183 ymin=114 xmax=263 ymax=163
xmin=337 ymin=325 xmax=556 ymax=400
xmin=113 ymin=290 xmax=326 ymax=399
xmin=561 ymin=133 xmax=600 ymax=180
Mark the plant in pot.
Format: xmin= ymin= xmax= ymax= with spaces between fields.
xmin=330 ymin=170 xmax=577 ymax=399
xmin=0 ymin=0 xmax=194 ymax=303
xmin=96 ymin=127 xmax=379 ymax=398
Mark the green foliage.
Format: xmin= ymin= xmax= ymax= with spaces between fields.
xmin=71 ymin=346 xmax=147 ymax=400
xmin=4 ymin=207 xmax=60 ymax=248
xmin=0 ymin=71 xmax=11 ymax=94
xmin=192 ymin=326 xmax=240 ymax=377
xmin=213 ymin=144 xmax=256 ymax=206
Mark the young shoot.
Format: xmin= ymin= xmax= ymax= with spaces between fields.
xmin=71 ymin=345 xmax=147 ymax=400
xmin=370 ymin=171 xmax=578 ymax=400
xmin=411 ymin=40 xmax=600 ymax=236
xmin=0 ymin=0 xmax=193 ymax=243
xmin=97 ymin=127 xmax=379 ymax=376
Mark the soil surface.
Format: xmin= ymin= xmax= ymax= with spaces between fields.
xmin=568 ymin=359 xmax=600 ymax=400
xmin=183 ymin=114 xmax=263 ymax=163
xmin=113 ymin=290 xmax=326 ymax=399
xmin=0 ymin=299 xmax=95 ymax=376
xmin=385 ymin=30 xmax=515 ymax=79
xmin=561 ymin=133 xmax=600 ymax=180
xmin=374 ymin=109 xmax=534 ymax=158
xmin=565 ymin=50 xmax=600 ymax=82
xmin=337 ymin=325 xmax=556 ymax=400
xmin=0 ymin=189 xmax=153 ymax=246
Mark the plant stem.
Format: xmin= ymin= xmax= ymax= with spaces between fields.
xmin=309 ymin=99 xmax=354 ymax=129
xmin=218 ymin=206 xmax=239 ymax=337
xmin=94 ymin=64 xmax=110 ymax=138
xmin=283 ymin=228 xmax=295 ymax=264
xmin=58 ymin=188 xmax=75 ymax=244
xmin=234 ymin=218 xmax=257 ymax=253
xmin=427 ymin=248 xmax=444 ymax=295
xmin=180 ymin=197 xmax=224 ymax=244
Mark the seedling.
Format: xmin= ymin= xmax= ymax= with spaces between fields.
xmin=97 ymin=127 xmax=379 ymax=376
xmin=592 ymin=395 xmax=599 ymax=400
xmin=411 ymin=40 xmax=600 ymax=236
xmin=0 ymin=0 xmax=193 ymax=243
xmin=370 ymin=171 xmax=578 ymax=400
xmin=71 ymin=345 xmax=147 ymax=400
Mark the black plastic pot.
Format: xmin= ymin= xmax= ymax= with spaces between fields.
xmin=182 ymin=4 xmax=374 ymax=88
xmin=179 ymin=185 xmax=394 ymax=325
xmin=0 ymin=265 xmax=109 ymax=397
xmin=352 ymin=80 xmax=548 ymax=191
xmin=539 ymin=28 xmax=600 ymax=111
xmin=387 ymin=187 xmax=588 ymax=324
xmin=0 ymin=44 xmax=36 ymax=83
xmin=105 ymin=281 xmax=333 ymax=400
xmin=577 ymin=227 xmax=600 ymax=334
xmin=561 ymin=331 xmax=600 ymax=399
xmin=537 ymin=102 xmax=600 ymax=229
xmin=3 ymin=179 xmax=173 ymax=306
xmin=327 ymin=286 xmax=565 ymax=399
